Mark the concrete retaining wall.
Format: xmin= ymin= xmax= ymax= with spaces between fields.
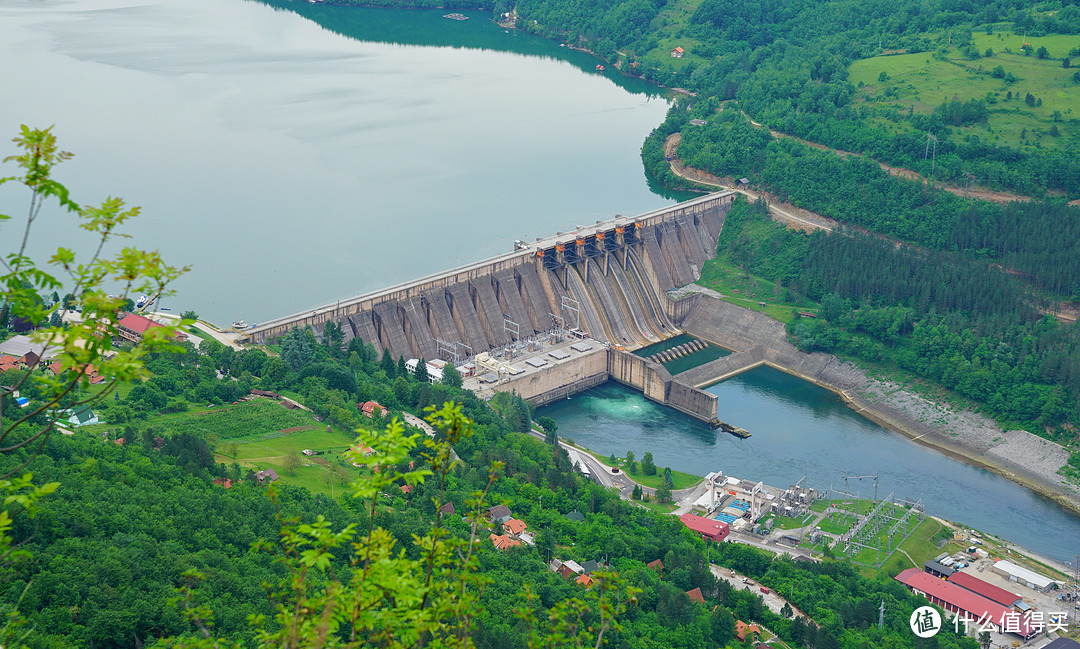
xmin=607 ymin=349 xmax=719 ymax=425
xmin=677 ymin=345 xmax=766 ymax=387
xmin=525 ymin=373 xmax=609 ymax=407
xmin=666 ymin=379 xmax=719 ymax=423
xmin=664 ymin=293 xmax=700 ymax=327
xmin=678 ymin=295 xmax=860 ymax=390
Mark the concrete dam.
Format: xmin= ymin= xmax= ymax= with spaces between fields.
xmin=247 ymin=191 xmax=738 ymax=425
xmin=249 ymin=192 xmax=735 ymax=354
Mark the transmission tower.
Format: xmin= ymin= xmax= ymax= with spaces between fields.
xmin=1074 ymin=554 xmax=1080 ymax=629
xmin=963 ymin=172 xmax=977 ymax=200
xmin=843 ymin=474 xmax=879 ymax=507
xmin=924 ymin=132 xmax=938 ymax=179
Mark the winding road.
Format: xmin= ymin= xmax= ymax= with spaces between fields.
xmin=662 ymin=134 xmax=836 ymax=233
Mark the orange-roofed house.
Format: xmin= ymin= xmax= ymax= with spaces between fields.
xmin=671 ymin=46 xmax=685 ymax=58
xmin=647 ymin=559 xmax=664 ymax=572
xmin=576 ymin=574 xmax=594 ymax=587
xmin=686 ymin=587 xmax=705 ymax=604
xmin=0 ymin=355 xmax=19 ymax=372
xmin=503 ymin=518 xmax=527 ymax=536
xmin=359 ymin=401 xmax=388 ymax=417
xmin=489 ymin=533 xmax=521 ymax=550
xmin=735 ymin=620 xmax=761 ymax=641
xmin=116 ymin=313 xmax=187 ymax=344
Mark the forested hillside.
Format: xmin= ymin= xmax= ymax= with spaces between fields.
xmin=510 ymin=0 xmax=1080 ymax=196
xmin=697 ymin=198 xmax=1080 ymax=441
xmin=1 ymin=331 xmax=980 ymax=648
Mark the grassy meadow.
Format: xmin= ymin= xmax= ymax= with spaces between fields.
xmin=698 ymin=257 xmax=819 ymax=324
xmin=82 ymin=398 xmax=367 ymax=496
xmin=850 ymin=30 xmax=1080 ymax=150
xmin=633 ymin=0 xmax=707 ymax=70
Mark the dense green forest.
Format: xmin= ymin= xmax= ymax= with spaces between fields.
xmin=698 ymin=197 xmax=1080 ymax=439
xmin=1 ymin=327 xmax=979 ymax=649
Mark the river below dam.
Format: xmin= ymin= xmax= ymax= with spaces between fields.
xmin=538 ymin=367 xmax=1080 ymax=563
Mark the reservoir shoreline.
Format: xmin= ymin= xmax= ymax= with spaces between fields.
xmin=674 ymin=293 xmax=1080 ymax=518
xmin=784 ymin=360 xmax=1080 ymax=517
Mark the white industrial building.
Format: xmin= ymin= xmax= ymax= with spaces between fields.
xmin=991 ymin=560 xmax=1057 ymax=592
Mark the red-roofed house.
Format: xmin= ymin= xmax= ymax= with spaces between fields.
xmin=647 ymin=559 xmax=664 ymax=572
xmin=358 ymin=401 xmax=388 ymax=417
xmin=0 ymin=355 xmax=18 ymax=372
xmin=686 ymin=587 xmax=705 ymax=604
xmin=947 ymin=571 xmax=1023 ymax=608
xmin=576 ymin=574 xmax=595 ymax=587
xmin=895 ymin=568 xmax=1034 ymax=638
xmin=503 ymin=518 xmax=527 ymax=536
xmin=49 ymin=362 xmax=108 ymax=384
xmin=489 ymin=533 xmax=521 ymax=550
xmin=400 ymin=484 xmax=413 ymax=495
xmin=679 ymin=513 xmax=730 ymax=542
xmin=735 ymin=621 xmax=761 ymax=641
xmin=671 ymin=46 xmax=685 ymax=58
xmin=116 ymin=313 xmax=187 ymax=344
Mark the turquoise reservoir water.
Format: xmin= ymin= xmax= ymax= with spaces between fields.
xmin=537 ymin=367 xmax=1080 ymax=562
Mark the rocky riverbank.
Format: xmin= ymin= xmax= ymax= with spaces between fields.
xmin=827 ymin=361 xmax=1080 ymax=515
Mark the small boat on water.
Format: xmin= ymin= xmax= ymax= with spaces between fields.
xmin=595 ymin=64 xmax=605 ymax=72
xmin=233 ymin=320 xmax=247 ymax=330
xmin=135 ymin=294 xmax=150 ymax=309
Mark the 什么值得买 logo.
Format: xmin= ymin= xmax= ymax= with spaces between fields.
xmin=910 ymin=606 xmax=941 ymax=638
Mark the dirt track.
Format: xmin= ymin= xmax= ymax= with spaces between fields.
xmin=663 ymin=134 xmax=836 ymax=233
xmin=733 ymin=107 xmax=1045 ymax=206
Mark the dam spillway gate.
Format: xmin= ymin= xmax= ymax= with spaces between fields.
xmin=249 ymin=191 xmax=736 ymax=362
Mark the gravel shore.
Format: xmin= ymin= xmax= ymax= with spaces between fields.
xmin=817 ymin=361 xmax=1080 ymax=512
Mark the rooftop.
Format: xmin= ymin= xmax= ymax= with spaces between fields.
xmin=948 ymin=570 xmax=1022 ymax=607
xmin=992 ymin=560 xmax=1056 ymax=589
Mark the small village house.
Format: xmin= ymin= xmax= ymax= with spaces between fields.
xmin=66 ymin=406 xmax=99 ymax=427
xmin=488 ymin=533 xmax=521 ymax=550
xmin=502 ymin=518 xmax=527 ymax=536
xmin=358 ymin=400 xmax=388 ymax=417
